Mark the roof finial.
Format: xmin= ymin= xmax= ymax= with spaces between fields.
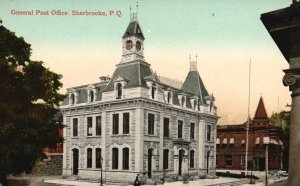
xmin=195 ymin=53 xmax=198 ymax=62
xmin=130 ymin=2 xmax=139 ymax=21
xmin=190 ymin=54 xmax=197 ymax=72
xmin=189 ymin=54 xmax=191 ymax=62
xmin=136 ymin=2 xmax=139 ymax=18
xmin=130 ymin=5 xmax=132 ymax=15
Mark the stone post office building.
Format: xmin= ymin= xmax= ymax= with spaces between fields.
xmin=60 ymin=14 xmax=218 ymax=184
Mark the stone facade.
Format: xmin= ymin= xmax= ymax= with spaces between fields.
xmin=60 ymin=14 xmax=218 ymax=184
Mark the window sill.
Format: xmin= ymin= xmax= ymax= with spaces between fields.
xmin=110 ymin=169 xmax=131 ymax=172
xmin=83 ymin=135 xmax=103 ymax=138
xmin=111 ymin=134 xmax=131 ymax=137
xmin=145 ymin=134 xmax=159 ymax=137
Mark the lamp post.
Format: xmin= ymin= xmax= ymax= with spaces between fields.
xmin=100 ymin=156 xmax=103 ymax=186
xmin=263 ymin=137 xmax=270 ymax=186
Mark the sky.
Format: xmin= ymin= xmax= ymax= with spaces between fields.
xmin=0 ymin=0 xmax=293 ymax=124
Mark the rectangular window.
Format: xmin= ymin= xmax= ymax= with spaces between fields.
xmin=190 ymin=122 xmax=195 ymax=140
xmin=96 ymin=116 xmax=101 ymax=136
xmin=240 ymin=155 xmax=245 ymax=166
xmin=163 ymin=118 xmax=169 ymax=137
xmin=123 ymin=113 xmax=130 ymax=134
xmin=73 ymin=118 xmax=78 ymax=137
xmin=122 ymin=148 xmax=129 ymax=170
xmin=112 ymin=114 xmax=119 ymax=135
xmin=87 ymin=148 xmax=92 ymax=168
xmin=87 ymin=117 xmax=93 ymax=136
xmin=178 ymin=120 xmax=183 ymax=138
xmin=112 ymin=148 xmax=118 ymax=169
xmin=225 ymin=155 xmax=233 ymax=167
xmin=96 ymin=148 xmax=102 ymax=168
xmin=163 ymin=149 xmax=169 ymax=169
xmin=207 ymin=125 xmax=212 ymax=141
xmin=148 ymin=114 xmax=155 ymax=135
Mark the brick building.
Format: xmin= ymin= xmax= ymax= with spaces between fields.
xmin=216 ymin=97 xmax=284 ymax=171
xmin=60 ymin=13 xmax=218 ymax=184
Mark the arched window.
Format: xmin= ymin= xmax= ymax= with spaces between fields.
xmin=151 ymin=83 xmax=156 ymax=99
xmin=112 ymin=147 xmax=118 ymax=169
xmin=223 ymin=138 xmax=228 ymax=145
xmin=216 ymin=138 xmax=220 ymax=145
xmin=167 ymin=92 xmax=171 ymax=103
xmin=190 ymin=150 xmax=195 ymax=168
xmin=123 ymin=148 xmax=129 ymax=170
xmin=229 ymin=138 xmax=235 ymax=145
xmin=181 ymin=96 xmax=185 ymax=107
xmin=70 ymin=93 xmax=75 ymax=105
xmin=116 ymin=83 xmax=122 ymax=99
xmin=89 ymin=90 xmax=94 ymax=102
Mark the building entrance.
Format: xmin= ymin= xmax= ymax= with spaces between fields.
xmin=72 ymin=149 xmax=79 ymax=175
xmin=148 ymin=149 xmax=153 ymax=178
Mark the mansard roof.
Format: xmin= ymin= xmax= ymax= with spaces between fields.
xmin=102 ymin=61 xmax=153 ymax=92
xmin=122 ymin=20 xmax=145 ymax=39
xmin=61 ymin=83 xmax=107 ymax=106
xmin=181 ymin=70 xmax=209 ymax=104
xmin=254 ymin=97 xmax=268 ymax=119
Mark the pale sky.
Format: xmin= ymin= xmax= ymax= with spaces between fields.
xmin=0 ymin=0 xmax=292 ymax=124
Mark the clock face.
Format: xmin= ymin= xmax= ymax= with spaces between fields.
xmin=136 ymin=41 xmax=141 ymax=51
xmin=126 ymin=40 xmax=133 ymax=50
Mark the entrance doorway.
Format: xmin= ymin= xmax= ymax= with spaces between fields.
xmin=206 ymin=151 xmax=210 ymax=173
xmin=258 ymin=157 xmax=265 ymax=171
xmin=179 ymin=149 xmax=185 ymax=176
xmin=72 ymin=149 xmax=79 ymax=175
xmin=148 ymin=149 xmax=153 ymax=178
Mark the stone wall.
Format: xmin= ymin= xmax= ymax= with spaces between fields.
xmin=32 ymin=155 xmax=62 ymax=176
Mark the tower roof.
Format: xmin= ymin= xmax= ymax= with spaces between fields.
xmin=122 ymin=20 xmax=145 ymax=40
xmin=181 ymin=62 xmax=209 ymax=103
xmin=253 ymin=96 xmax=268 ymax=119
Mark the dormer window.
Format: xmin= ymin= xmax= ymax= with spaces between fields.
xmin=87 ymin=85 xmax=96 ymax=103
xmin=181 ymin=96 xmax=186 ymax=108
xmin=151 ymin=83 xmax=156 ymax=99
xmin=68 ymin=89 xmax=77 ymax=105
xmin=70 ymin=93 xmax=75 ymax=105
xmin=89 ymin=90 xmax=94 ymax=102
xmin=113 ymin=76 xmax=127 ymax=100
xmin=116 ymin=83 xmax=122 ymax=99
xmin=194 ymin=100 xmax=197 ymax=110
xmin=167 ymin=92 xmax=172 ymax=103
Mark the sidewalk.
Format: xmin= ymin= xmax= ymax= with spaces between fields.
xmin=44 ymin=175 xmax=288 ymax=186
xmin=45 ymin=177 xmax=240 ymax=186
xmin=241 ymin=176 xmax=287 ymax=186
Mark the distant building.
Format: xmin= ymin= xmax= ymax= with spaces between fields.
xmin=216 ymin=97 xmax=285 ymax=171
xmin=42 ymin=127 xmax=63 ymax=155
xmin=60 ymin=13 xmax=218 ymax=184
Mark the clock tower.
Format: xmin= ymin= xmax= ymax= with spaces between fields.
xmin=121 ymin=12 xmax=145 ymax=63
